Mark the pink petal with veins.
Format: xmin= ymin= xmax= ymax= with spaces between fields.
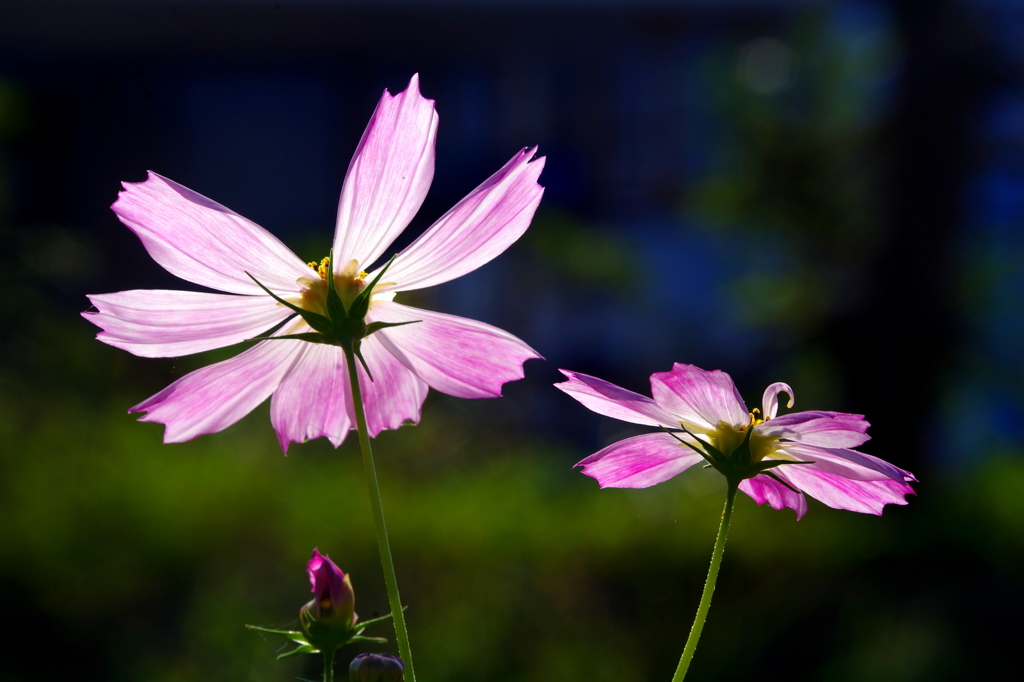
xmin=739 ymin=474 xmax=808 ymax=519
xmin=130 ymin=339 xmax=303 ymax=442
xmin=782 ymin=464 xmax=915 ymax=515
xmin=333 ymin=74 xmax=438 ymax=267
xmin=84 ymin=290 xmax=291 ymax=358
xmin=112 ymin=172 xmax=312 ymax=295
xmin=382 ymin=147 xmax=545 ymax=292
xmin=784 ymin=443 xmax=914 ymax=483
xmin=269 ymin=338 xmax=428 ymax=452
xmin=759 ymin=411 xmax=870 ymax=448
xmin=555 ymin=370 xmax=678 ymax=427
xmin=576 ymin=432 xmax=704 ymax=489
xmin=650 ymin=363 xmax=749 ymax=431
xmin=270 ymin=343 xmax=353 ymax=452
xmin=371 ymin=301 xmax=540 ymax=399
xmin=353 ymin=336 xmax=429 ymax=436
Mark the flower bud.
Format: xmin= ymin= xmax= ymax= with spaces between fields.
xmin=349 ymin=653 xmax=405 ymax=682
xmin=304 ymin=548 xmax=356 ymax=629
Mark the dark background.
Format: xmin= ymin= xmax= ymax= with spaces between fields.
xmin=2 ymin=0 xmax=1023 ymax=680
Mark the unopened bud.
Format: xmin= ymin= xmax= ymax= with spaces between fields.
xmin=304 ymin=548 xmax=356 ymax=629
xmin=349 ymin=653 xmax=405 ymax=682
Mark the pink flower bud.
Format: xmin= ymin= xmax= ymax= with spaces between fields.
xmin=305 ymin=548 xmax=356 ymax=629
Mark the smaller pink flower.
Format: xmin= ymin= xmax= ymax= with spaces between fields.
xmin=306 ymin=548 xmax=356 ymax=628
xmin=556 ymin=363 xmax=915 ymax=519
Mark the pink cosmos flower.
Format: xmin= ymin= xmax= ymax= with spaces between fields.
xmin=84 ymin=75 xmax=544 ymax=451
xmin=556 ymin=363 xmax=916 ymax=518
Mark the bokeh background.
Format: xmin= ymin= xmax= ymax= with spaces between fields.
xmin=2 ymin=0 xmax=1023 ymax=680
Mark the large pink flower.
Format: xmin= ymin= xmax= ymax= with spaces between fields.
xmin=556 ymin=364 xmax=915 ymax=518
xmin=85 ymin=75 xmax=544 ymax=452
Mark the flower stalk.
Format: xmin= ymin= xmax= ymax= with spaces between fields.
xmin=671 ymin=482 xmax=737 ymax=682
xmin=345 ymin=348 xmax=416 ymax=682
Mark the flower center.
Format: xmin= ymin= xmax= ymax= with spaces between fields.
xmin=703 ymin=410 xmax=781 ymax=465
xmin=292 ymin=256 xmax=383 ymax=316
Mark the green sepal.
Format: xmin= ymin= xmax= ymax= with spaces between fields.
xmin=278 ymin=644 xmax=318 ymax=660
xmin=728 ymin=424 xmax=756 ymax=469
xmin=351 ymin=610 xmax=398 ymax=629
xmin=752 ymin=459 xmax=815 ymax=473
xmin=244 ymin=624 xmax=308 ymax=642
xmin=348 ymin=254 xmax=397 ymax=321
xmin=348 ymin=635 xmax=389 ymax=644
xmin=247 ymin=332 xmax=325 ymax=343
xmin=365 ymin=319 xmax=420 ymax=337
xmin=661 ymin=426 xmax=719 ymax=468
xmin=246 ymin=272 xmax=333 ymax=335
xmin=680 ymin=425 xmax=728 ymax=464
xmin=253 ymin=313 xmax=298 ymax=341
xmin=325 ymin=248 xmax=349 ymax=320
xmin=764 ymin=470 xmax=801 ymax=494
xmin=349 ymin=341 xmax=374 ymax=382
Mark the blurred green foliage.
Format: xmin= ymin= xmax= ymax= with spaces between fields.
xmin=2 ymin=287 xmax=1022 ymax=680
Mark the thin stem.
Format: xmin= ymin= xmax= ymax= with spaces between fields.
xmin=344 ymin=349 xmax=417 ymax=682
xmin=671 ymin=482 xmax=738 ymax=682
xmin=323 ymin=647 xmax=335 ymax=682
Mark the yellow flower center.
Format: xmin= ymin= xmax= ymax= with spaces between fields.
xmin=289 ymin=256 xmax=392 ymax=318
xmin=698 ymin=409 xmax=782 ymax=464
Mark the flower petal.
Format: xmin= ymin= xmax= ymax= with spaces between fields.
xmin=333 ymin=74 xmax=438 ymax=267
xmin=112 ymin=172 xmax=312 ymax=295
xmin=307 ymin=548 xmax=329 ymax=590
xmin=575 ymin=433 xmax=704 ymax=489
xmin=369 ymin=301 xmax=540 ymax=399
xmin=758 ymin=410 xmax=870 ymax=448
xmin=739 ymin=474 xmax=808 ymax=519
xmin=269 ymin=343 xmax=353 ymax=452
xmin=555 ymin=370 xmax=678 ymax=427
xmin=649 ymin=363 xmax=749 ymax=431
xmin=130 ymin=339 xmax=303 ymax=442
xmin=781 ymin=464 xmax=915 ymax=515
xmin=268 ymin=337 xmax=428 ymax=453
xmin=382 ymin=147 xmax=545 ymax=292
xmin=353 ymin=336 xmax=430 ymax=437
xmin=783 ymin=443 xmax=915 ymax=483
xmin=84 ymin=289 xmax=293 ymax=358
xmin=761 ymin=382 xmax=794 ymax=419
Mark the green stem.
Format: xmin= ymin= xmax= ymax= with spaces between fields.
xmin=670 ymin=482 xmax=738 ymax=682
xmin=344 ymin=349 xmax=417 ymax=682
xmin=323 ymin=647 xmax=335 ymax=682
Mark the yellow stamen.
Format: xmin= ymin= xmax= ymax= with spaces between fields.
xmin=307 ymin=257 xmax=332 ymax=281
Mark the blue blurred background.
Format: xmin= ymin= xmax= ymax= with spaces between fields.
xmin=2 ymin=0 xmax=1023 ymax=680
